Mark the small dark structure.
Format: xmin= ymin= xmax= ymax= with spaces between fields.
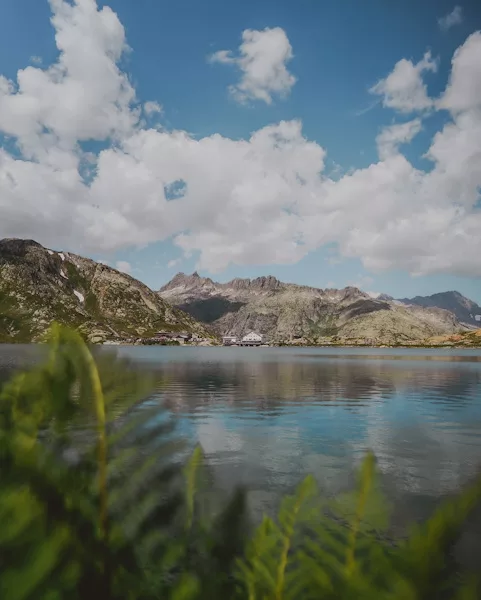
xmin=153 ymin=331 xmax=192 ymax=342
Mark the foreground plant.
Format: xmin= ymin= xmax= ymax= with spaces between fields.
xmin=0 ymin=324 xmax=480 ymax=599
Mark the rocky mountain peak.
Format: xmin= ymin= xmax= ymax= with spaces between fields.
xmin=228 ymin=275 xmax=282 ymax=291
xmin=340 ymin=286 xmax=369 ymax=301
xmin=399 ymin=290 xmax=481 ymax=326
xmin=437 ymin=291 xmax=472 ymax=309
xmin=0 ymin=238 xmax=44 ymax=256
xmin=169 ymin=272 xmax=188 ymax=285
xmin=159 ymin=271 xmax=214 ymax=292
xmin=0 ymin=238 xmax=65 ymax=280
xmin=228 ymin=278 xmax=249 ymax=289
xmin=253 ymin=275 xmax=282 ymax=290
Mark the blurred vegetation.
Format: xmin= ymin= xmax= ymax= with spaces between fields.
xmin=0 ymin=324 xmax=480 ymax=599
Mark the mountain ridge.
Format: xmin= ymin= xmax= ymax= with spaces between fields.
xmin=2 ymin=240 xmax=477 ymax=346
xmin=158 ymin=272 xmax=467 ymax=345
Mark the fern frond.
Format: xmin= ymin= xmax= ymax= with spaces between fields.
xmin=344 ymin=451 xmax=375 ymax=576
xmin=275 ymin=475 xmax=318 ymax=599
xmin=235 ymin=476 xmax=319 ymax=600
xmin=184 ymin=445 xmax=204 ymax=533
xmin=396 ymin=470 xmax=481 ymax=598
xmin=237 ymin=515 xmax=280 ymax=598
xmin=0 ymin=324 xmax=187 ymax=599
xmin=453 ymin=576 xmax=481 ymax=600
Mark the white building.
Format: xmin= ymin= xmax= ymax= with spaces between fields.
xmin=222 ymin=335 xmax=238 ymax=346
xmin=241 ymin=332 xmax=263 ymax=346
xmin=475 ymin=315 xmax=481 ymax=322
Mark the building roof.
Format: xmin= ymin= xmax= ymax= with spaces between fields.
xmin=242 ymin=331 xmax=262 ymax=339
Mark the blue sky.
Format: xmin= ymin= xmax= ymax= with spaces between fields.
xmin=0 ymin=0 xmax=480 ymax=302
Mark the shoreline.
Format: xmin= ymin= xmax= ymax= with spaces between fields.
xmin=2 ymin=340 xmax=480 ymax=350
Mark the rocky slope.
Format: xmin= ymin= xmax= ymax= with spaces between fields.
xmin=425 ymin=329 xmax=481 ymax=347
xmin=398 ymin=291 xmax=481 ymax=327
xmin=158 ymin=273 xmax=465 ymax=345
xmin=0 ymin=239 xmax=214 ymax=343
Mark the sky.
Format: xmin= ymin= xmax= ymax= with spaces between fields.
xmin=0 ymin=0 xmax=480 ymax=302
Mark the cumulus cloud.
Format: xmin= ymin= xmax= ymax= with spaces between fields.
xmin=0 ymin=0 xmax=137 ymax=166
xmin=209 ymin=27 xmax=296 ymax=104
xmin=438 ymin=6 xmax=463 ymax=31
xmin=370 ymin=51 xmax=438 ymax=113
xmin=115 ymin=260 xmax=132 ymax=274
xmin=0 ymin=0 xmax=480 ymax=279
xmin=376 ymin=118 xmax=422 ymax=160
xmin=437 ymin=31 xmax=481 ymax=113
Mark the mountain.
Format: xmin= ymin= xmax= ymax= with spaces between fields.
xmin=398 ymin=291 xmax=481 ymax=327
xmin=158 ymin=273 xmax=464 ymax=345
xmin=0 ymin=239 xmax=214 ymax=343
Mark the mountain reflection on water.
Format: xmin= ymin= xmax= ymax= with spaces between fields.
xmin=1 ymin=345 xmax=481 ymax=544
xmin=111 ymin=347 xmax=481 ymax=528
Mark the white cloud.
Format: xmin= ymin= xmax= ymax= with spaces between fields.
xmin=376 ymin=118 xmax=422 ymax=160
xmin=167 ymin=258 xmax=181 ymax=268
xmin=143 ymin=100 xmax=163 ymax=116
xmin=30 ymin=56 xmax=43 ymax=65
xmin=438 ymin=6 xmax=463 ymax=31
xmin=437 ymin=31 xmax=481 ymax=114
xmin=115 ymin=260 xmax=132 ymax=274
xmin=210 ymin=27 xmax=296 ymax=104
xmin=370 ymin=51 xmax=438 ymax=113
xmin=0 ymin=1 xmax=480 ymax=280
xmin=111 ymin=118 xmax=324 ymax=271
xmin=0 ymin=0 xmax=137 ymax=166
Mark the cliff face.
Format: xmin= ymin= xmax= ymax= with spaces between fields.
xmin=0 ymin=239 xmax=214 ymax=343
xmin=158 ymin=273 xmax=464 ymax=344
xmin=398 ymin=291 xmax=481 ymax=327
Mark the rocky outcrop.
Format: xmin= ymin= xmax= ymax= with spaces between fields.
xmin=398 ymin=291 xmax=481 ymax=327
xmin=230 ymin=276 xmax=284 ymax=291
xmin=158 ymin=272 xmax=466 ymax=345
xmin=0 ymin=239 xmax=215 ymax=343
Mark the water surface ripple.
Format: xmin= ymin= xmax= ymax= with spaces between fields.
xmin=1 ymin=344 xmax=481 ymax=536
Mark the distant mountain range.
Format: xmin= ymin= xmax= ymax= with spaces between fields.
xmin=397 ymin=291 xmax=481 ymax=327
xmin=158 ymin=272 xmax=473 ymax=345
xmin=1 ymin=238 xmax=479 ymax=346
xmin=0 ymin=239 xmax=214 ymax=343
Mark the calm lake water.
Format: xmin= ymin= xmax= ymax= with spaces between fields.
xmin=2 ymin=344 xmax=481 ymax=547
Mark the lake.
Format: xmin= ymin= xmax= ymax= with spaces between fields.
xmin=2 ymin=344 xmax=481 ymax=553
